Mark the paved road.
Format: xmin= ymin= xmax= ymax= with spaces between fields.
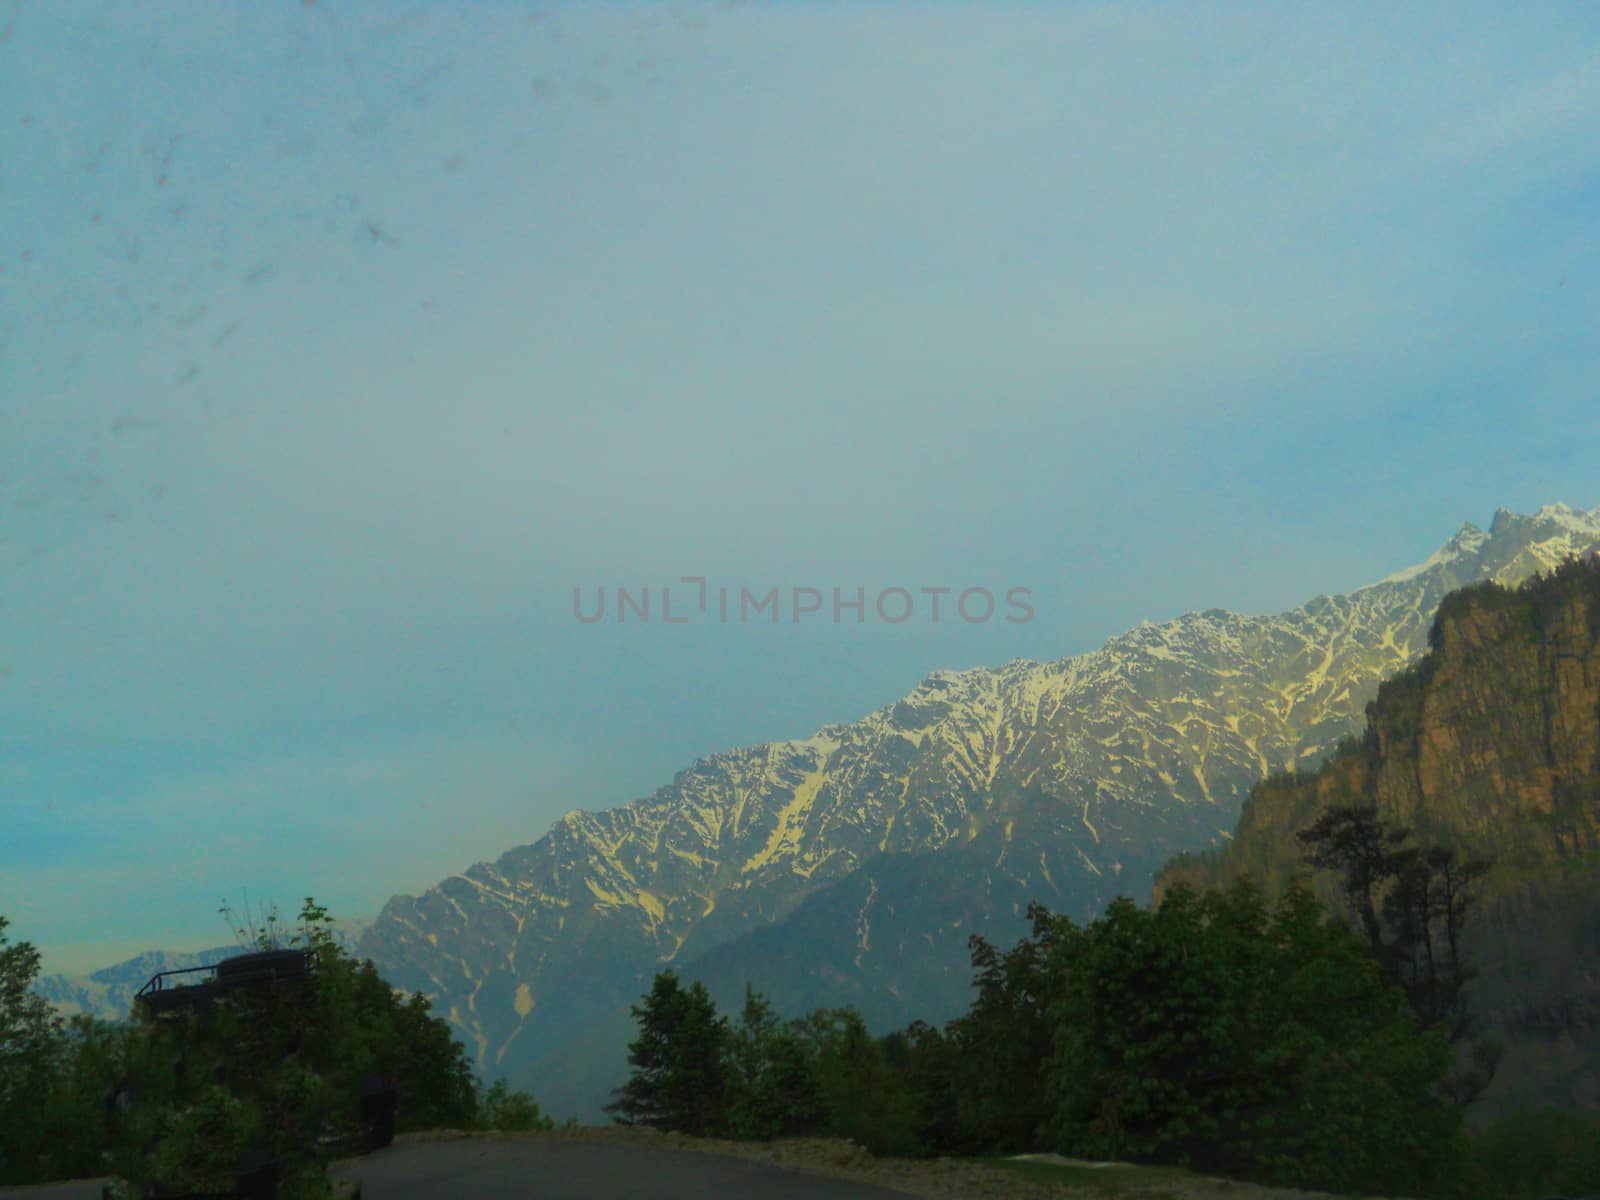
xmin=331 ymin=1138 xmax=915 ymax=1199
xmin=0 ymin=1140 xmax=914 ymax=1200
xmin=0 ymin=1182 xmax=104 ymax=1199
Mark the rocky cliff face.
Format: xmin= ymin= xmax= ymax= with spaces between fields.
xmin=357 ymin=504 xmax=1600 ymax=1116
xmin=1156 ymin=553 xmax=1600 ymax=1118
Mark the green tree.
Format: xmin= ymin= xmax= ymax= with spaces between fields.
xmin=107 ymin=896 xmax=482 ymax=1196
xmin=0 ymin=898 xmax=497 ymax=1194
xmin=280 ymin=896 xmax=478 ymax=1134
xmin=29 ymin=1014 xmax=142 ymax=1183
xmin=605 ymin=971 xmax=730 ymax=1136
xmin=1041 ymin=879 xmax=1465 ymax=1195
xmin=792 ymin=1006 xmax=919 ymax=1156
xmin=116 ymin=903 xmax=347 ymax=1197
xmin=899 ymin=1020 xmax=964 ymax=1155
xmin=722 ymin=984 xmax=824 ymax=1140
xmin=0 ymin=914 xmax=68 ymax=1184
xmin=948 ymin=901 xmax=1076 ymax=1152
xmin=1297 ymin=805 xmax=1502 ymax=1104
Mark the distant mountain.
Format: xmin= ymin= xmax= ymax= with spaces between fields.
xmin=358 ymin=504 xmax=1600 ymax=1118
xmin=1156 ymin=554 xmax=1600 ymax=1119
xmin=532 ymin=837 xmax=1104 ymax=1121
xmin=33 ymin=917 xmax=373 ymax=1024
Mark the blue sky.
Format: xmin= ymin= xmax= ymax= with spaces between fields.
xmin=3 ymin=1 xmax=1598 ymax=975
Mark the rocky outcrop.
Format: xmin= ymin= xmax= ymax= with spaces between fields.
xmin=1156 ymin=554 xmax=1600 ymax=1118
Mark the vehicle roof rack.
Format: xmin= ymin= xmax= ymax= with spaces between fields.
xmin=134 ymin=948 xmax=314 ymax=1018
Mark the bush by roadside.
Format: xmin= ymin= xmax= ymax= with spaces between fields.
xmin=0 ymin=900 xmax=568 ymax=1195
xmin=1455 ymin=1105 xmax=1600 ymax=1200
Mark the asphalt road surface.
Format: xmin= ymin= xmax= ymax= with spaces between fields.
xmin=331 ymin=1138 xmax=916 ymax=1198
xmin=0 ymin=1140 xmax=915 ymax=1200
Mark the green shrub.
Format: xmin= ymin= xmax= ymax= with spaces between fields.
xmin=475 ymin=1078 xmax=556 ymax=1132
xmin=1459 ymin=1105 xmax=1600 ymax=1200
xmin=144 ymin=1084 xmax=262 ymax=1197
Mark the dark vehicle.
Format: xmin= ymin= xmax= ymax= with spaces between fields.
xmin=135 ymin=949 xmax=314 ymax=1019
xmin=101 ymin=948 xmax=393 ymax=1200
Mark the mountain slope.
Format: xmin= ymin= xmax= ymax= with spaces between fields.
xmin=358 ymin=504 xmax=1600 ymax=1113
xmin=530 ymin=831 xmax=1115 ymax=1122
xmin=1155 ymin=554 xmax=1600 ymax=1118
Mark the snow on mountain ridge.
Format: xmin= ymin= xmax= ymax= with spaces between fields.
xmin=1532 ymin=501 xmax=1600 ymax=534
xmin=1375 ymin=523 xmax=1491 ymax=586
xmin=358 ymin=505 xmax=1600 ymax=1091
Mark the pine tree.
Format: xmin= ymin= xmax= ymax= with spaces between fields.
xmin=671 ymin=980 xmax=730 ymax=1136
xmin=605 ymin=971 xmax=730 ymax=1136
xmin=1296 ymin=806 xmax=1501 ymax=1104
xmin=724 ymin=984 xmax=824 ymax=1140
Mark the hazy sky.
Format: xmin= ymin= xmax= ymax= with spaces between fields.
xmin=4 ymin=1 xmax=1598 ymax=975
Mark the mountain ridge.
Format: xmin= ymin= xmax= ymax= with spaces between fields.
xmin=355 ymin=504 xmax=1600 ymax=1111
xmin=33 ymin=505 xmax=1600 ymax=1119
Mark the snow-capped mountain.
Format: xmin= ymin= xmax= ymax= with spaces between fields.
xmin=356 ymin=504 xmax=1600 ymax=1112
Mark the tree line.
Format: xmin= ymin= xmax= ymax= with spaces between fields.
xmin=3 ymin=814 xmax=1598 ymax=1199
xmin=0 ymin=898 xmax=558 ymax=1197
xmin=603 ymin=808 xmax=1598 ymax=1200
